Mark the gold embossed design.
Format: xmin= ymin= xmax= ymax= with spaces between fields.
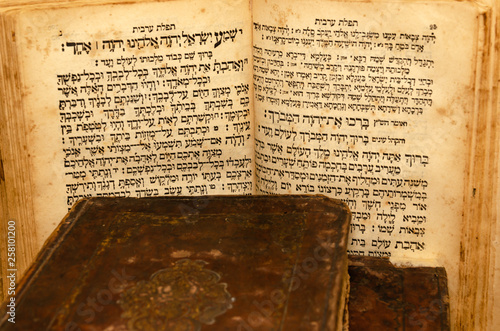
xmin=118 ymin=259 xmax=233 ymax=331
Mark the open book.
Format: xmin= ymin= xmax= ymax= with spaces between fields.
xmin=0 ymin=0 xmax=498 ymax=328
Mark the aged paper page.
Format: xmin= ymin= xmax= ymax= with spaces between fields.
xmin=16 ymin=0 xmax=254 ymax=248
xmin=253 ymin=0 xmax=480 ymax=325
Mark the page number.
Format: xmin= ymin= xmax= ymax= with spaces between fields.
xmin=430 ymin=24 xmax=437 ymax=30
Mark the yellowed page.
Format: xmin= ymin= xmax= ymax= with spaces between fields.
xmin=253 ymin=0 xmax=481 ymax=326
xmin=15 ymin=0 xmax=254 ymax=249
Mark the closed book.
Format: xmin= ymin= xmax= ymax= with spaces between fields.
xmin=0 ymin=195 xmax=351 ymax=330
xmin=348 ymin=256 xmax=450 ymax=331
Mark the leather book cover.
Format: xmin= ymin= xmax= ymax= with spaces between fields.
xmin=347 ymin=256 xmax=450 ymax=331
xmin=0 ymin=195 xmax=351 ymax=330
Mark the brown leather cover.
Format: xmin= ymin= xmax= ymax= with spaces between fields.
xmin=0 ymin=195 xmax=351 ymax=330
xmin=347 ymin=256 xmax=450 ymax=331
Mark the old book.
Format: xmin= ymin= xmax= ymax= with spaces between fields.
xmin=0 ymin=0 xmax=498 ymax=329
xmin=347 ymin=256 xmax=450 ymax=331
xmin=0 ymin=195 xmax=351 ymax=330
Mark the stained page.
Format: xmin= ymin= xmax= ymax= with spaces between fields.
xmin=15 ymin=0 xmax=254 ymax=247
xmin=253 ymin=0 xmax=481 ymax=320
